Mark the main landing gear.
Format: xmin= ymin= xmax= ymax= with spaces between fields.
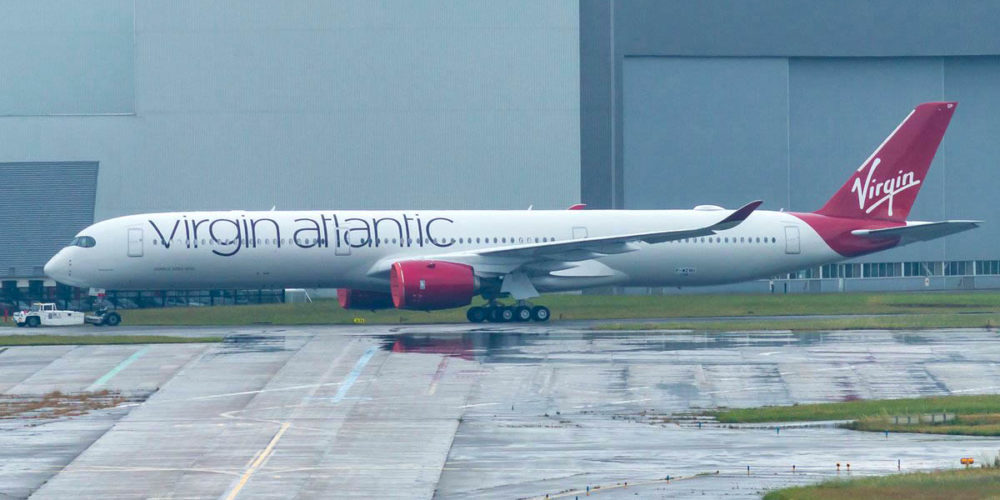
xmin=466 ymin=301 xmax=550 ymax=323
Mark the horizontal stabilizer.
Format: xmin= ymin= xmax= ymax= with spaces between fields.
xmin=851 ymin=220 xmax=981 ymax=245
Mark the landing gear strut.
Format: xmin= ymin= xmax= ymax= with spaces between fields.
xmin=466 ymin=301 xmax=550 ymax=323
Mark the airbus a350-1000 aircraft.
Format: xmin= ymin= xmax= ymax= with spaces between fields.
xmin=45 ymin=102 xmax=980 ymax=322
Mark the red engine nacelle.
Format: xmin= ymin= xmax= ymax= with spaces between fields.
xmin=337 ymin=288 xmax=395 ymax=310
xmin=390 ymin=260 xmax=477 ymax=310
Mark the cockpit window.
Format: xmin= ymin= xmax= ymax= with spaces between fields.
xmin=70 ymin=236 xmax=97 ymax=248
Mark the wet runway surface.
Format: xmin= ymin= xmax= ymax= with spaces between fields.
xmin=3 ymin=324 xmax=1000 ymax=498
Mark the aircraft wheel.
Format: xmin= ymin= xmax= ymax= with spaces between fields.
xmin=514 ymin=306 xmax=532 ymax=322
xmin=104 ymin=312 xmax=122 ymax=326
xmin=26 ymin=316 xmax=40 ymax=328
xmin=531 ymin=306 xmax=550 ymax=322
xmin=498 ymin=307 xmax=515 ymax=322
xmin=486 ymin=307 xmax=502 ymax=323
xmin=466 ymin=306 xmax=486 ymax=323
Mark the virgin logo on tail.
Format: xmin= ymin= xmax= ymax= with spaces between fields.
xmin=850 ymin=158 xmax=920 ymax=217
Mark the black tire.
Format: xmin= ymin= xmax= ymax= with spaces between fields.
xmin=466 ymin=306 xmax=486 ymax=323
xmin=499 ymin=307 xmax=515 ymax=322
xmin=486 ymin=307 xmax=501 ymax=323
xmin=531 ymin=306 xmax=550 ymax=322
xmin=104 ymin=312 xmax=122 ymax=326
xmin=26 ymin=316 xmax=40 ymax=328
xmin=514 ymin=306 xmax=532 ymax=322
xmin=15 ymin=322 xmax=25 ymax=328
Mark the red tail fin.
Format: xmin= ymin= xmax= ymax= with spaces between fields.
xmin=816 ymin=102 xmax=957 ymax=222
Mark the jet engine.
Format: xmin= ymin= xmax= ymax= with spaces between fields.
xmin=337 ymin=288 xmax=395 ymax=310
xmin=390 ymin=260 xmax=478 ymax=310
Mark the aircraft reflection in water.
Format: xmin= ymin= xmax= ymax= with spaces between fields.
xmin=376 ymin=330 xmax=895 ymax=361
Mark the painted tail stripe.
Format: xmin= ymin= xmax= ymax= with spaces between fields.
xmin=87 ymin=346 xmax=150 ymax=391
xmin=331 ymin=346 xmax=376 ymax=403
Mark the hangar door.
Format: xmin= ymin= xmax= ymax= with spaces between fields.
xmin=0 ymin=162 xmax=99 ymax=278
xmin=622 ymin=57 xmax=790 ymax=210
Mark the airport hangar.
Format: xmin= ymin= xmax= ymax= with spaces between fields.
xmin=1 ymin=0 xmax=999 ymax=309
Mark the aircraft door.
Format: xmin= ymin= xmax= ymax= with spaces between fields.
xmin=784 ymin=226 xmax=800 ymax=254
xmin=335 ymin=229 xmax=351 ymax=256
xmin=128 ymin=228 xmax=144 ymax=257
xmin=572 ymin=226 xmax=588 ymax=239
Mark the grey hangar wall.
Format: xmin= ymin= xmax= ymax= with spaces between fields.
xmin=3 ymin=0 xmax=1000 ymax=288
xmin=580 ymin=0 xmax=1000 ymax=263
xmin=0 ymin=1 xmax=580 ymax=281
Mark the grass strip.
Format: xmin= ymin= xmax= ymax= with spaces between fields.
xmin=847 ymin=413 xmax=1000 ymax=436
xmin=87 ymin=291 xmax=1000 ymax=326
xmin=713 ymin=394 xmax=1000 ymax=423
xmin=0 ymin=335 xmax=222 ymax=346
xmin=763 ymin=467 xmax=1000 ymax=500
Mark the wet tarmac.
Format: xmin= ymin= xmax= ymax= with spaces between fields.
xmin=2 ymin=324 xmax=1000 ymax=498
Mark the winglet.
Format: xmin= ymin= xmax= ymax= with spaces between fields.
xmin=712 ymin=200 xmax=763 ymax=230
xmin=568 ymin=203 xmax=587 ymax=210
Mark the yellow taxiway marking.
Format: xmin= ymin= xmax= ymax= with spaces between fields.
xmin=223 ymin=422 xmax=290 ymax=500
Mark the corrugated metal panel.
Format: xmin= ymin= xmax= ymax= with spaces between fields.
xmin=623 ymin=57 xmax=789 ymax=210
xmin=788 ymin=57 xmax=946 ymax=262
xmin=0 ymin=2 xmax=580 ymax=218
xmin=0 ymin=162 xmax=98 ymax=277
xmin=0 ymin=0 xmax=134 ymax=115
xmin=621 ymin=55 xmax=1000 ymax=262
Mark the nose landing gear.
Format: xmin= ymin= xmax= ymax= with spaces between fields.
xmin=466 ymin=301 xmax=550 ymax=323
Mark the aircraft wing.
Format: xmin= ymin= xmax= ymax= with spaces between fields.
xmin=367 ymin=200 xmax=762 ymax=278
xmin=851 ymin=220 xmax=981 ymax=245
xmin=471 ymin=200 xmax=762 ymax=260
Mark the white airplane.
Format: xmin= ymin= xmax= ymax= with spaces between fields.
xmin=45 ymin=101 xmax=979 ymax=322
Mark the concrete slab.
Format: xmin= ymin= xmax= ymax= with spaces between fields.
xmin=3 ymin=326 xmax=1000 ymax=498
xmin=0 ymin=346 xmax=75 ymax=394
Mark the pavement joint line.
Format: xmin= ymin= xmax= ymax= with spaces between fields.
xmin=86 ymin=346 xmax=150 ymax=391
xmin=52 ymin=466 xmax=237 ymax=476
xmin=331 ymin=346 xmax=377 ymax=403
xmin=222 ymin=422 xmax=290 ymax=500
xmin=147 ymin=381 xmax=350 ymax=405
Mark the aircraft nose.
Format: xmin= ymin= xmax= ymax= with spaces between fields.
xmin=44 ymin=253 xmax=69 ymax=282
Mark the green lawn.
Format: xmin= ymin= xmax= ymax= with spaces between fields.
xmin=711 ymin=394 xmax=1000 ymax=436
xmin=763 ymin=467 xmax=1000 ymax=499
xmin=3 ymin=291 xmax=1000 ymax=329
xmin=74 ymin=291 xmax=1000 ymax=327
xmin=713 ymin=394 xmax=1000 ymax=423
xmin=847 ymin=413 xmax=1000 ymax=437
xmin=0 ymin=335 xmax=222 ymax=346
